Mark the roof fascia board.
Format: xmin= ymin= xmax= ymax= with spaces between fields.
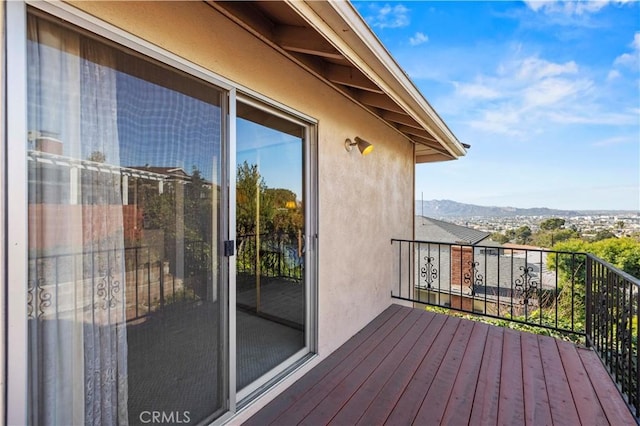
xmin=287 ymin=0 xmax=466 ymax=159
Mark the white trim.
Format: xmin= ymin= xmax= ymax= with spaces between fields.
xmin=305 ymin=124 xmax=319 ymax=355
xmin=6 ymin=1 xmax=29 ymax=424
xmin=228 ymin=88 xmax=238 ymax=414
xmin=237 ymin=90 xmax=317 ymax=126
xmin=0 ymin=0 xmax=6 ymax=422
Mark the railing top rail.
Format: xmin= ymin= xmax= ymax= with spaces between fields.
xmin=390 ymin=238 xmax=588 ymax=257
xmin=587 ymin=253 xmax=640 ymax=287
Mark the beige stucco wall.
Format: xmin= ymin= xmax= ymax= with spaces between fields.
xmin=66 ymin=0 xmax=414 ymax=421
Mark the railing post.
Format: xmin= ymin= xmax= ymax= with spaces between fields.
xmin=397 ymin=240 xmax=401 ymax=298
xmin=278 ymin=234 xmax=282 ymax=277
xmin=159 ymin=260 xmax=165 ymax=311
xmin=636 ymin=287 xmax=640 ymax=417
xmin=586 ymin=255 xmax=592 ymax=347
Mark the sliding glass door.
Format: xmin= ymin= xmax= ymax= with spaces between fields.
xmin=236 ymin=100 xmax=309 ymax=396
xmin=26 ymin=13 xmax=228 ymax=424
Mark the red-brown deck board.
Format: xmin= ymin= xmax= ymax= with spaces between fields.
xmin=244 ymin=304 xmax=636 ymax=426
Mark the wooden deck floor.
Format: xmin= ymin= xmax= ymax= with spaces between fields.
xmin=244 ymin=304 xmax=636 ymax=426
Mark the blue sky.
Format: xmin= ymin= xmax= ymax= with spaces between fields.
xmin=353 ymin=0 xmax=639 ymax=211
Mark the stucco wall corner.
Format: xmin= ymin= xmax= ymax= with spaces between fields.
xmin=316 ymin=118 xmax=414 ymax=356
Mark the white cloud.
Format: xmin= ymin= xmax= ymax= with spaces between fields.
xmin=633 ymin=32 xmax=640 ymax=50
xmin=613 ymin=32 xmax=640 ymax=69
xmin=409 ymin=32 xmax=429 ymax=46
xmin=607 ymin=69 xmax=622 ymax=80
xmin=365 ymin=4 xmax=410 ymax=29
xmin=522 ymin=77 xmax=592 ymax=108
xmin=547 ymin=110 xmax=637 ymax=125
xmin=515 ymin=57 xmax=578 ymax=80
xmin=444 ymin=52 xmax=636 ymax=137
xmin=468 ymin=109 xmax=524 ymax=136
xmin=454 ymin=82 xmax=501 ymax=100
xmin=591 ymin=136 xmax=634 ymax=147
xmin=523 ymin=0 xmax=627 ymax=16
xmin=523 ymin=1 xmax=553 ymax=12
xmin=614 ymin=53 xmax=637 ymax=67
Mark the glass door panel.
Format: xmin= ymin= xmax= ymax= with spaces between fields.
xmin=26 ymin=13 xmax=228 ymax=425
xmin=236 ymin=101 xmax=306 ymax=391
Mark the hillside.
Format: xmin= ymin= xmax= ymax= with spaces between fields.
xmin=415 ymin=199 xmax=587 ymax=218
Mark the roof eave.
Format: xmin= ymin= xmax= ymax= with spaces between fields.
xmin=289 ymin=0 xmax=467 ymax=160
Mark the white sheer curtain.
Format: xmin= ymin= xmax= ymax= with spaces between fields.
xmin=27 ymin=15 xmax=128 ymax=425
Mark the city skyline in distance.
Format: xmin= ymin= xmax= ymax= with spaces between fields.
xmin=416 ymin=198 xmax=639 ymax=218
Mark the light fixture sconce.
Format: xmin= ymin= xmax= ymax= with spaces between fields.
xmin=345 ymin=136 xmax=374 ymax=155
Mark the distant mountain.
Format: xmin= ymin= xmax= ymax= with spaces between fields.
xmin=415 ymin=199 xmax=585 ymax=218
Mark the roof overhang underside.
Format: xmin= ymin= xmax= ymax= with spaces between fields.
xmin=207 ymin=0 xmax=467 ymax=163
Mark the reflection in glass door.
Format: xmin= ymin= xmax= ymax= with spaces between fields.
xmin=236 ymin=100 xmax=308 ymax=393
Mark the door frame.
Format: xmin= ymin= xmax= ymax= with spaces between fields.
xmin=234 ymin=94 xmax=318 ymax=404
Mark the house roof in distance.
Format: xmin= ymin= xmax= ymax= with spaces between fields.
xmin=416 ymin=216 xmax=493 ymax=245
xmin=208 ymin=1 xmax=467 ymax=163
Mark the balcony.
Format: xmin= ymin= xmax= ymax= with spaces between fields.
xmin=245 ymin=239 xmax=639 ymax=425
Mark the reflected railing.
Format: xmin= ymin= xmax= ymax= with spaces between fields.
xmin=27 ymin=241 xmax=210 ymax=323
xmin=236 ymin=233 xmax=303 ymax=281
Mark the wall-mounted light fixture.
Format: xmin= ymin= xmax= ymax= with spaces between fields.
xmin=345 ymin=136 xmax=374 ymax=155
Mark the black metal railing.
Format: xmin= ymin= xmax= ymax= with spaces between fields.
xmin=391 ymin=238 xmax=640 ymax=418
xmin=587 ymin=255 xmax=640 ymax=417
xmin=236 ymin=233 xmax=303 ymax=281
xmin=391 ymin=239 xmax=587 ymax=337
xmin=27 ymin=242 xmax=209 ymax=323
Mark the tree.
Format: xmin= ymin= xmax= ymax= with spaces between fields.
xmin=591 ymin=230 xmax=616 ymax=242
xmin=236 ymin=161 xmax=273 ymax=237
xmin=490 ymin=232 xmax=509 ymax=244
xmin=551 ymin=237 xmax=640 ymax=281
xmin=540 ymin=218 xmax=565 ymax=231
xmin=589 ymin=237 xmax=640 ymax=278
xmin=532 ymin=228 xmax=579 ymax=248
xmin=265 ymin=188 xmax=303 ymax=238
xmin=514 ymin=226 xmax=532 ymax=245
xmin=547 ymin=237 xmax=640 ymax=332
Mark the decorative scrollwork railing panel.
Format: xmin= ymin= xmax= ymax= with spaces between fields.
xmin=420 ymin=255 xmax=438 ymax=289
xmin=27 ymin=244 xmax=204 ymax=324
xmin=514 ymin=265 xmax=539 ymax=310
xmin=463 ymin=260 xmax=484 ymax=296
